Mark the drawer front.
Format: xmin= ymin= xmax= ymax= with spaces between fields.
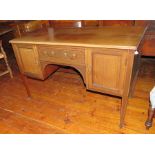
xmin=38 ymin=46 xmax=85 ymax=65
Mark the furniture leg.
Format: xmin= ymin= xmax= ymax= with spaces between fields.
xmin=145 ymin=87 xmax=155 ymax=129
xmin=3 ymin=55 xmax=13 ymax=78
xmin=145 ymin=107 xmax=155 ymax=129
xmin=120 ymin=96 xmax=128 ymax=128
xmin=20 ymin=74 xmax=32 ymax=98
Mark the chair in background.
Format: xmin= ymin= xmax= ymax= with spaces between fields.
xmin=49 ymin=20 xmax=83 ymax=28
xmin=0 ymin=40 xmax=13 ymax=78
xmin=82 ymin=20 xmax=99 ymax=27
xmin=49 ymin=20 xmax=101 ymax=28
xmin=14 ymin=20 xmax=49 ymax=37
xmin=145 ymin=86 xmax=155 ymax=129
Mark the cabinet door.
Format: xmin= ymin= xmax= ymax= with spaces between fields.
xmin=17 ymin=45 xmax=42 ymax=77
xmin=86 ymin=48 xmax=127 ymax=96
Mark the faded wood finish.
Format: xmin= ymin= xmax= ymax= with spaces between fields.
xmin=10 ymin=26 xmax=146 ymax=127
xmin=10 ymin=27 xmax=146 ymax=50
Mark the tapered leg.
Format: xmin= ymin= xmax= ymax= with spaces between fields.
xmin=145 ymin=107 xmax=155 ymax=129
xmin=20 ymin=74 xmax=32 ymax=98
xmin=120 ymin=96 xmax=128 ymax=128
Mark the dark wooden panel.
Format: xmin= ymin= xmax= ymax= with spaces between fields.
xmin=141 ymin=35 xmax=155 ymax=56
xmin=100 ymin=20 xmax=134 ymax=26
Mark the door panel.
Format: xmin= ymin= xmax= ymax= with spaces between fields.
xmin=93 ymin=53 xmax=121 ymax=89
xmin=87 ymin=48 xmax=127 ymax=96
xmin=17 ymin=45 xmax=42 ymax=77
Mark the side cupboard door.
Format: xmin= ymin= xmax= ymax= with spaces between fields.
xmin=12 ymin=44 xmax=43 ymax=79
xmin=86 ymin=48 xmax=128 ymax=96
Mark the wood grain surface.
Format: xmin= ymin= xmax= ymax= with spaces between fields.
xmin=10 ymin=26 xmax=147 ymax=50
xmin=0 ymin=55 xmax=154 ymax=133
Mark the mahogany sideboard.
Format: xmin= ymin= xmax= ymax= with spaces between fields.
xmin=10 ymin=26 xmax=146 ymax=128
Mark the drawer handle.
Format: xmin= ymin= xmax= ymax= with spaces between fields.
xmin=64 ymin=52 xmax=68 ymax=57
xmin=48 ymin=51 xmax=55 ymax=56
xmin=51 ymin=51 xmax=55 ymax=55
xmin=43 ymin=51 xmax=47 ymax=55
xmin=71 ymin=53 xmax=77 ymax=59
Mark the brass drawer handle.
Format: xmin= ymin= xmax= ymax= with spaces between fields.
xmin=48 ymin=51 xmax=55 ymax=56
xmin=72 ymin=53 xmax=77 ymax=59
xmin=64 ymin=52 xmax=68 ymax=57
xmin=51 ymin=51 xmax=55 ymax=55
xmin=43 ymin=51 xmax=47 ymax=55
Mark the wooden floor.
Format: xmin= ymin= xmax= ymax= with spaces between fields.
xmin=0 ymin=54 xmax=155 ymax=133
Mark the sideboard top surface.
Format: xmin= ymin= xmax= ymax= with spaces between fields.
xmin=10 ymin=26 xmax=147 ymax=50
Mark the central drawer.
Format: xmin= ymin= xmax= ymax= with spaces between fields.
xmin=38 ymin=45 xmax=85 ymax=65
